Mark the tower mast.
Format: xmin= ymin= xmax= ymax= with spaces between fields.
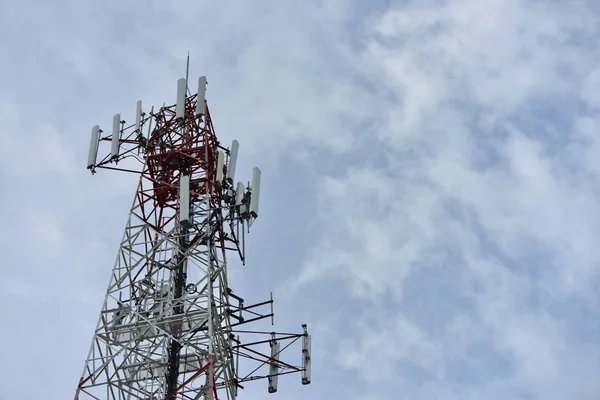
xmin=76 ymin=69 xmax=311 ymax=400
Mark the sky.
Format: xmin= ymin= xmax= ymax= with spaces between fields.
xmin=1 ymin=0 xmax=599 ymax=399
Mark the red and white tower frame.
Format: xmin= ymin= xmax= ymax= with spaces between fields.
xmin=76 ymin=73 xmax=311 ymax=400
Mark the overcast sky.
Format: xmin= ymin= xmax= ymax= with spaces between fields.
xmin=1 ymin=1 xmax=600 ymax=399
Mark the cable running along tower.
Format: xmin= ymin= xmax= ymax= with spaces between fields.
xmin=75 ymin=72 xmax=311 ymax=400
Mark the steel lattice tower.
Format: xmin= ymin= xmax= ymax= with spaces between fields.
xmin=75 ymin=72 xmax=311 ymax=400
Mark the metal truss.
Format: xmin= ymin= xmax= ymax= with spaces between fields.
xmin=75 ymin=75 xmax=311 ymax=400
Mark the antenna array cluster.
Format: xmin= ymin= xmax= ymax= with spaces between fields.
xmin=75 ymin=72 xmax=311 ymax=400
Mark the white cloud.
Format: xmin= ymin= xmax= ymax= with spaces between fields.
xmin=294 ymin=0 xmax=600 ymax=398
xmin=294 ymin=166 xmax=441 ymax=298
xmin=337 ymin=314 xmax=440 ymax=383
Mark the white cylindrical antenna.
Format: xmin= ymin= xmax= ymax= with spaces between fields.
xmin=135 ymin=100 xmax=142 ymax=132
xmin=302 ymin=334 xmax=311 ymax=385
xmin=110 ymin=113 xmax=121 ymax=160
xmin=176 ymin=78 xmax=186 ymax=120
xmin=195 ymin=76 xmax=207 ymax=117
xmin=227 ymin=140 xmax=239 ymax=183
xmin=250 ymin=167 xmax=261 ymax=218
xmin=235 ymin=182 xmax=245 ymax=205
xmin=268 ymin=341 xmax=280 ymax=393
xmin=87 ymin=125 xmax=100 ymax=169
xmin=180 ymin=175 xmax=191 ymax=225
xmin=216 ymin=150 xmax=224 ymax=184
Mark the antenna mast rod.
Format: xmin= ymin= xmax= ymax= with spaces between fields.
xmin=164 ymin=52 xmax=193 ymax=397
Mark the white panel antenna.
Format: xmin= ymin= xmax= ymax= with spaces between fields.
xmin=268 ymin=340 xmax=280 ymax=393
xmin=235 ymin=182 xmax=245 ymax=206
xmin=195 ymin=76 xmax=207 ymax=118
xmin=216 ymin=151 xmax=224 ymax=184
xmin=111 ymin=114 xmax=121 ymax=160
xmin=302 ymin=330 xmax=311 ymax=385
xmin=227 ymin=140 xmax=239 ymax=184
xmin=135 ymin=100 xmax=142 ymax=132
xmin=180 ymin=175 xmax=190 ymax=225
xmin=87 ymin=125 xmax=100 ymax=169
xmin=176 ymin=78 xmax=186 ymax=120
xmin=236 ymin=182 xmax=247 ymax=217
xmin=250 ymin=167 xmax=261 ymax=218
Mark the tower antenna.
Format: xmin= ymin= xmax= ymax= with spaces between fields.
xmin=78 ymin=67 xmax=312 ymax=400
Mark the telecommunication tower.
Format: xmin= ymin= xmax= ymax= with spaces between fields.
xmin=75 ymin=70 xmax=311 ymax=400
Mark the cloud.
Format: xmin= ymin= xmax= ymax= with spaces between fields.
xmin=293 ymin=0 xmax=600 ymax=398
xmin=337 ymin=313 xmax=440 ymax=383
